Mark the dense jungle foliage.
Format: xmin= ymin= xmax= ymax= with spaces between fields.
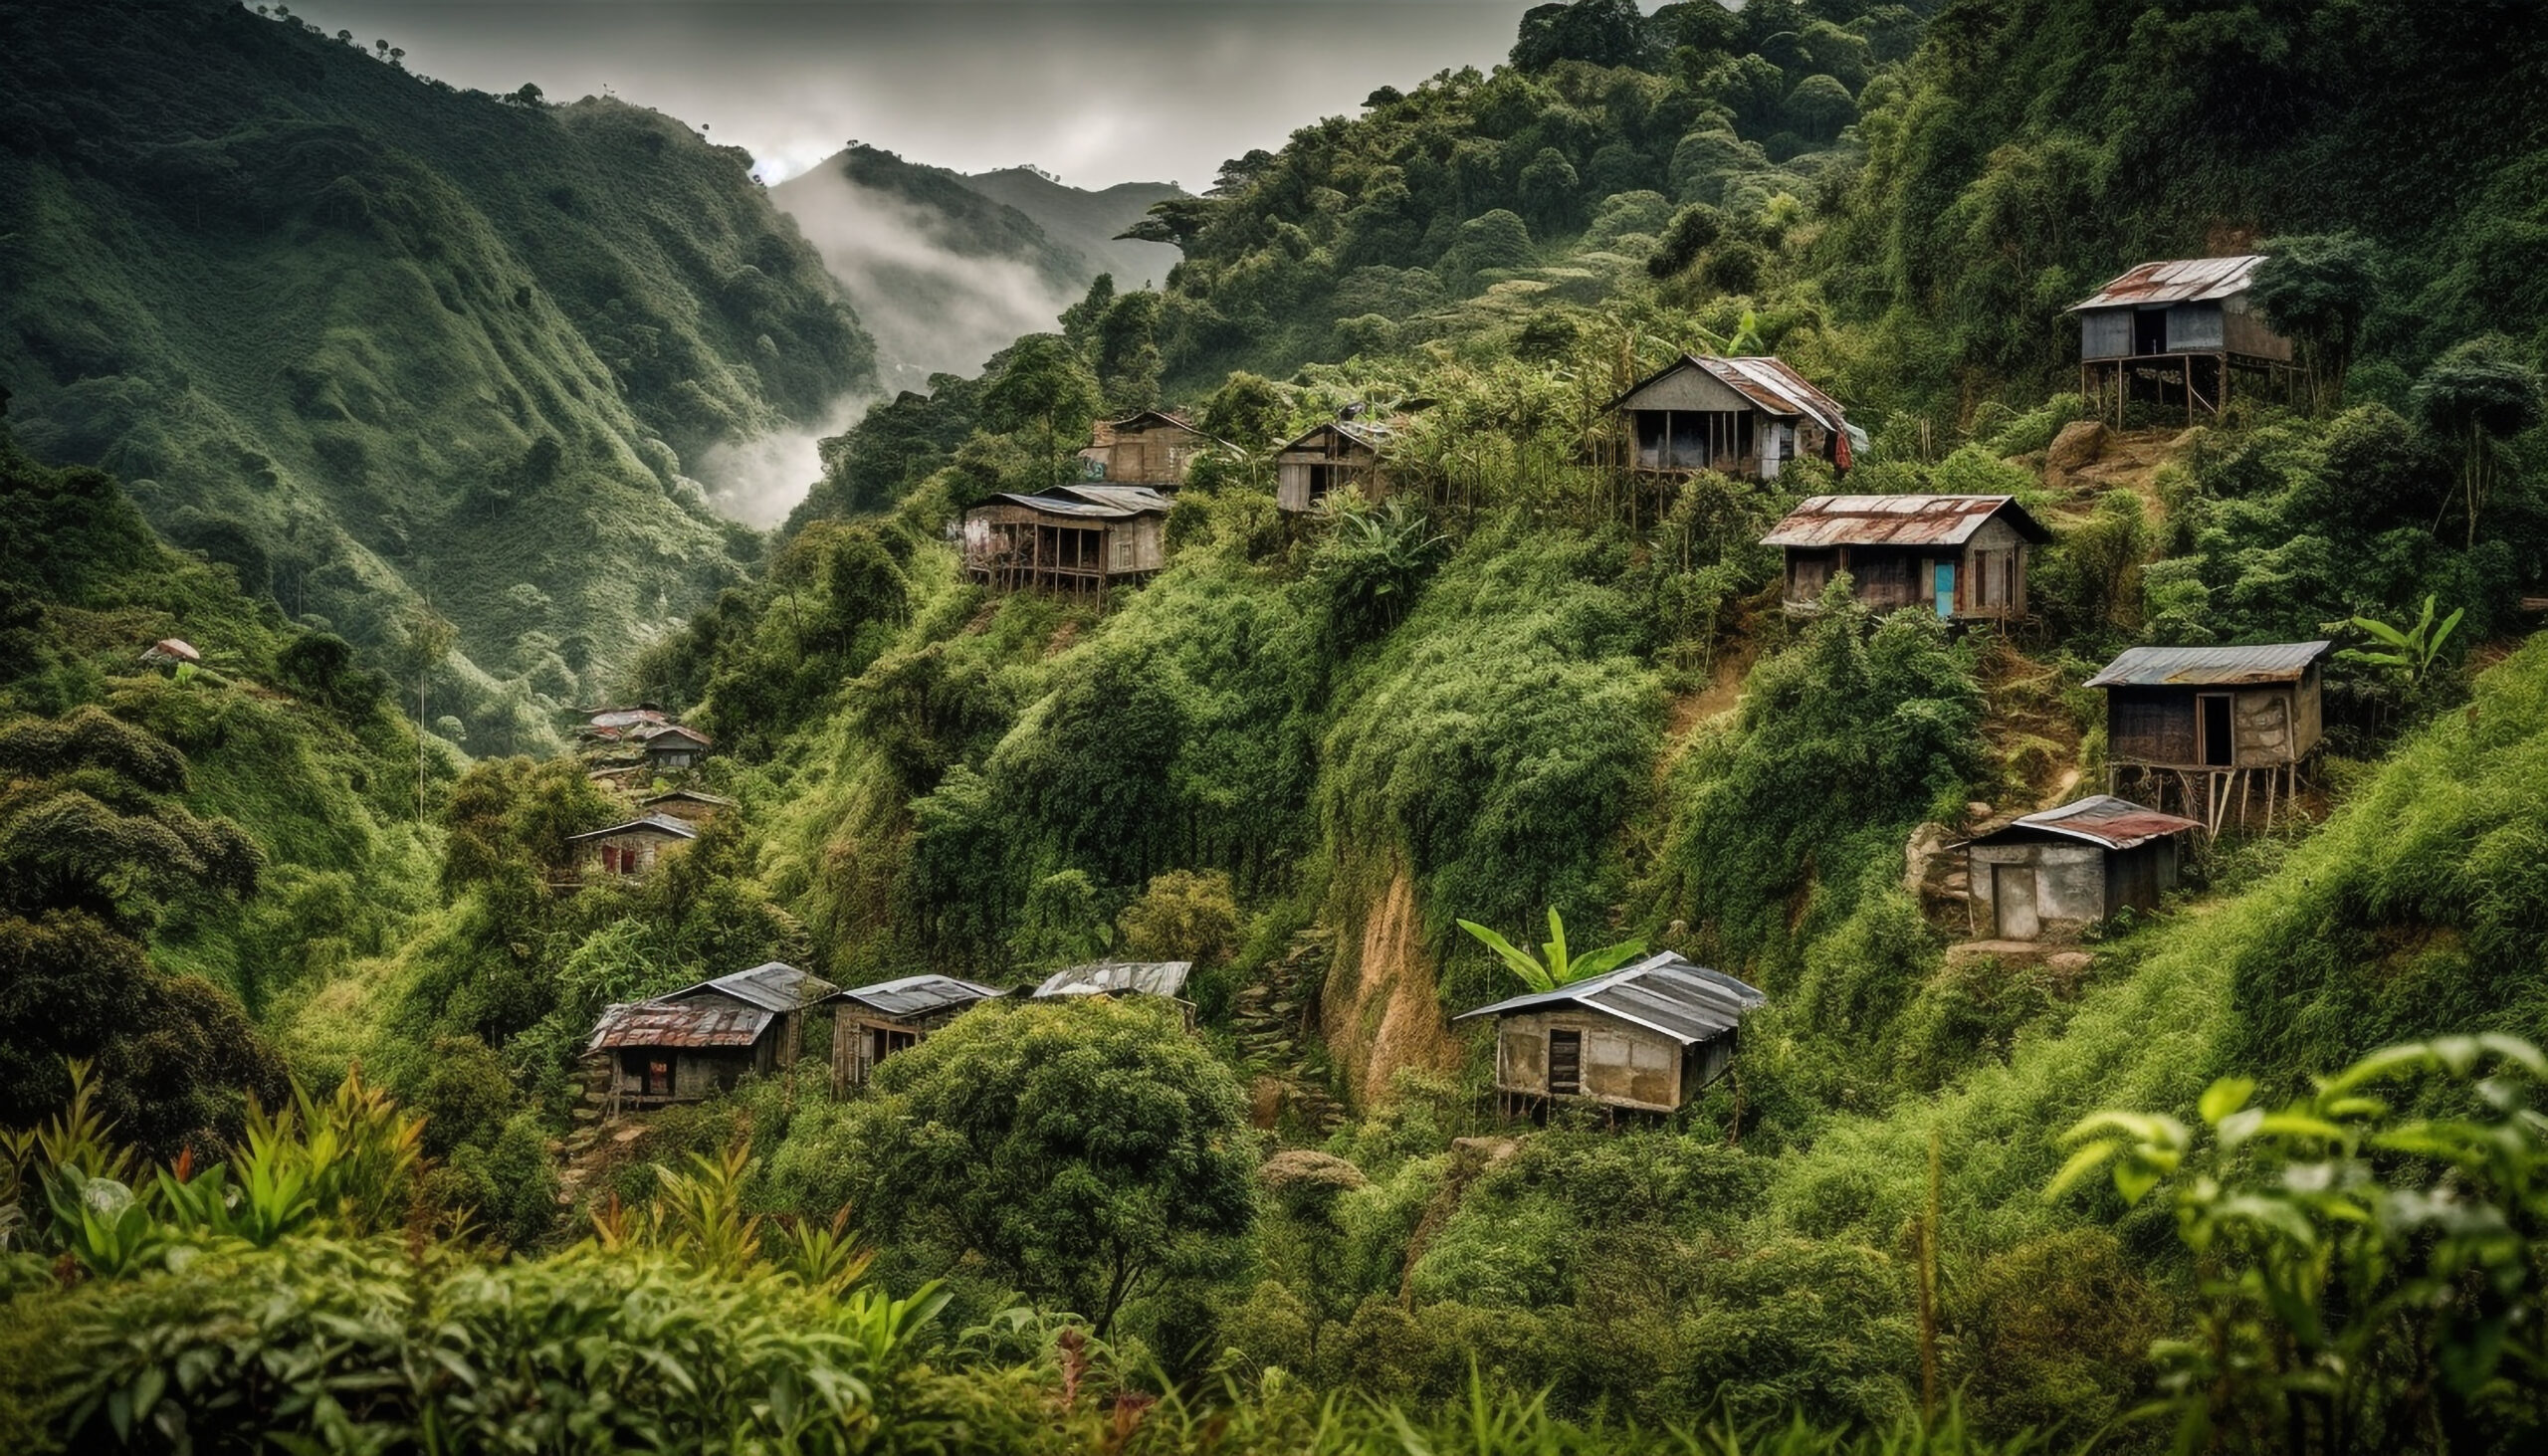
xmin=0 ymin=0 xmax=877 ymax=745
xmin=11 ymin=0 xmax=2548 ymax=1451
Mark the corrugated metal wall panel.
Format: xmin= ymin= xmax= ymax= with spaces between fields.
xmin=2167 ymin=302 xmax=2226 ymax=351
xmin=2080 ymin=310 xmax=2132 ymax=359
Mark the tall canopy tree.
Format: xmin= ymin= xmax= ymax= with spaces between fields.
xmin=2251 ymin=232 xmax=2383 ymax=412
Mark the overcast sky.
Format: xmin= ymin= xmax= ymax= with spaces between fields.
xmin=284 ymin=1 xmax=1545 ymax=189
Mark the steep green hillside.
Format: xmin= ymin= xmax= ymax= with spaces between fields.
xmin=0 ymin=0 xmax=876 ymax=736
xmin=1 ymin=425 xmax=436 ymax=1150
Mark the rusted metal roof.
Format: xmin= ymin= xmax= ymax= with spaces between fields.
xmin=1452 ymin=953 xmax=1765 ymax=1047
xmin=829 ymin=973 xmax=1006 ymax=1021
xmin=1761 ymin=495 xmax=2053 ymax=548
xmin=587 ymin=999 xmax=772 ymax=1052
xmin=2085 ymin=641 xmax=2331 ymax=688
xmin=2069 ymin=256 xmax=2265 ymax=312
xmin=1964 ymin=795 xmax=2203 ymax=851
xmin=1031 ymin=960 xmax=1195 ymax=1000
xmin=1606 ymin=353 xmax=1851 ymax=435
xmin=660 ymin=961 xmax=838 ymax=1014
xmin=639 ymin=724 xmax=714 ymax=748
xmin=566 ymin=814 xmax=700 ymax=844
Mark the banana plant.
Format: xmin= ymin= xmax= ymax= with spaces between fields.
xmin=1455 ymin=909 xmax=1645 ymax=993
xmin=2339 ymin=593 xmax=2462 ymax=688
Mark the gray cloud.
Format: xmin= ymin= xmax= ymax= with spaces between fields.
xmin=284 ymin=1 xmax=1539 ymax=189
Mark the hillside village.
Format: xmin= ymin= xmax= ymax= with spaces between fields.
xmin=8 ymin=0 xmax=2548 ymax=1451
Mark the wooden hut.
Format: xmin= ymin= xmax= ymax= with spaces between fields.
xmin=565 ymin=813 xmax=697 ymax=882
xmin=1274 ymin=421 xmax=1389 ymax=513
xmin=1453 ymin=953 xmax=1765 ymax=1119
xmin=638 ymin=724 xmax=712 ymax=772
xmin=638 ymin=788 xmax=735 ymax=826
xmin=961 ymin=485 xmax=1170 ymax=595
xmin=2069 ymin=256 xmax=2297 ymax=425
xmin=585 ymin=962 xmax=838 ymax=1115
xmin=824 ymin=973 xmax=1005 ymax=1091
xmin=1604 ymin=354 xmax=1857 ymax=481
xmin=141 ymin=638 xmax=202 ymax=668
xmin=656 ymin=961 xmax=839 ymax=1070
xmin=1763 ymin=495 xmax=2051 ymax=621
xmin=2088 ymin=641 xmax=2330 ymax=833
xmin=1079 ymin=410 xmax=1226 ymax=487
xmin=1960 ymin=795 xmax=2203 ymax=941
xmin=587 ymin=1000 xmax=778 ymax=1113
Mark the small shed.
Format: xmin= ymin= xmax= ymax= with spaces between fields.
xmin=141 ymin=638 xmax=202 ymax=667
xmin=2069 ymin=256 xmax=2297 ymax=424
xmin=566 ymin=813 xmax=698 ymax=880
xmin=961 ymin=485 xmax=1170 ymax=595
xmin=1275 ymin=421 xmax=1390 ymax=513
xmin=638 ymin=788 xmax=735 ymax=826
xmin=1453 ymin=953 xmax=1765 ymax=1119
xmin=1960 ymin=795 xmax=2203 ymax=941
xmin=639 ymin=724 xmax=713 ymax=771
xmin=824 ymin=973 xmax=1005 ymax=1091
xmin=2088 ymin=641 xmax=2330 ymax=832
xmin=1605 ymin=354 xmax=1858 ymax=480
xmin=656 ymin=961 xmax=840 ymax=1071
xmin=1763 ymin=495 xmax=2051 ymax=621
xmin=1079 ymin=410 xmax=1227 ymax=487
xmin=587 ymin=1000 xmax=777 ymax=1112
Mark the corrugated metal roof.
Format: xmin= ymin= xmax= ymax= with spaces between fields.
xmin=584 ymin=708 xmax=666 ymax=729
xmin=967 ymin=490 xmax=1162 ymax=520
xmin=1607 ymin=354 xmax=1851 ymax=439
xmin=2069 ymin=255 xmax=2265 ymax=312
xmin=1761 ymin=495 xmax=2053 ymax=548
xmin=1031 ymin=960 xmax=1195 ymax=1000
xmin=660 ymin=961 xmax=838 ymax=1014
xmin=1277 ymin=420 xmax=1394 ymax=455
xmin=567 ymin=814 xmax=700 ymax=843
xmin=1964 ymin=794 xmax=2203 ymax=851
xmin=2085 ymin=641 xmax=2331 ymax=688
xmin=639 ymin=724 xmax=714 ymax=747
xmin=829 ymin=973 xmax=1006 ymax=1021
xmin=1451 ymin=953 xmax=1766 ymax=1046
xmin=1053 ymin=485 xmax=1173 ymax=514
xmin=587 ymin=999 xmax=772 ymax=1051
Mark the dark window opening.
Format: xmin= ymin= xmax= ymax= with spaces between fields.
xmin=2134 ymin=308 xmax=2168 ymax=356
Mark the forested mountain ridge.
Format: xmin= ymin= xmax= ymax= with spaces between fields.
xmin=771 ymin=145 xmax=1183 ymax=393
xmin=0 ymin=0 xmax=876 ymax=749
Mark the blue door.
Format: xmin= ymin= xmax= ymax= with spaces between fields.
xmin=1933 ymin=562 xmax=1956 ymax=618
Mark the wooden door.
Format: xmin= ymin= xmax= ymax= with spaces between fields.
xmin=1995 ymin=865 xmax=2040 ymax=940
xmin=1547 ymin=1029 xmax=1583 ymax=1096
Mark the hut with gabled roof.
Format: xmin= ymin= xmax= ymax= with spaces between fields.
xmin=1079 ymin=410 xmax=1228 ymax=488
xmin=638 ymin=787 xmax=735 ymax=826
xmin=1605 ymin=354 xmax=1858 ymax=481
xmin=1453 ymin=952 xmax=1765 ymax=1120
xmin=566 ymin=813 xmax=697 ymax=883
xmin=2069 ymin=256 xmax=2298 ymax=425
xmin=1274 ymin=420 xmax=1391 ymax=513
xmin=1959 ymin=795 xmax=2203 ymax=941
xmin=824 ymin=973 xmax=1006 ymax=1091
xmin=586 ymin=961 xmax=840 ymax=1114
xmin=961 ymin=484 xmax=1171 ymax=596
xmin=1763 ymin=495 xmax=2051 ymax=621
xmin=2088 ymin=641 xmax=2331 ymax=833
